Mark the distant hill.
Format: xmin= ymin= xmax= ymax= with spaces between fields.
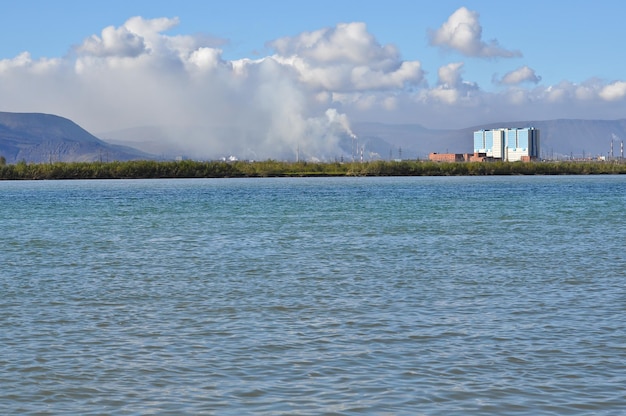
xmin=0 ymin=112 xmax=152 ymax=164
xmin=3 ymin=111 xmax=625 ymax=163
xmin=103 ymin=119 xmax=626 ymax=161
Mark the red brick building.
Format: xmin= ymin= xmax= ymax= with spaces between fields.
xmin=429 ymin=152 xmax=489 ymax=162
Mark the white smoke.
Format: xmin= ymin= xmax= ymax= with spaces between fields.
xmin=0 ymin=17 xmax=373 ymax=161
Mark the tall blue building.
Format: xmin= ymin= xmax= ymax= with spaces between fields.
xmin=474 ymin=127 xmax=540 ymax=161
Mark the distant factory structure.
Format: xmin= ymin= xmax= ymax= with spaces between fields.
xmin=474 ymin=127 xmax=540 ymax=161
xmin=430 ymin=127 xmax=540 ymax=162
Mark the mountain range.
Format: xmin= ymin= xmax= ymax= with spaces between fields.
xmin=2 ymin=111 xmax=626 ymax=163
xmin=352 ymin=119 xmax=626 ymax=160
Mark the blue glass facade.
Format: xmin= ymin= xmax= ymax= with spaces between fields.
xmin=474 ymin=131 xmax=484 ymax=150
xmin=518 ymin=130 xmax=529 ymax=149
xmin=485 ymin=131 xmax=494 ymax=150
xmin=507 ymin=130 xmax=517 ymax=148
xmin=473 ymin=127 xmax=539 ymax=160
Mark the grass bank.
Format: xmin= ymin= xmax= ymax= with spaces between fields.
xmin=1 ymin=159 xmax=626 ymax=180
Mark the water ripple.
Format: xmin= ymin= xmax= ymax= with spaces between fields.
xmin=1 ymin=177 xmax=625 ymax=414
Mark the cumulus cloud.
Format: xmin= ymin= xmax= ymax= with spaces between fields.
xmin=599 ymin=81 xmax=626 ymax=101
xmin=1 ymin=14 xmax=626 ymax=160
xmin=0 ymin=51 xmax=33 ymax=70
xmin=78 ymin=25 xmax=147 ymax=58
xmin=0 ymin=52 xmax=62 ymax=73
xmin=496 ymin=66 xmax=542 ymax=85
xmin=269 ymin=22 xmax=424 ymax=92
xmin=270 ymin=22 xmax=395 ymax=65
xmin=421 ymin=62 xmax=480 ymax=105
xmin=537 ymin=79 xmax=626 ymax=104
xmin=0 ymin=17 xmax=373 ymax=160
xmin=429 ymin=7 xmax=521 ymax=58
xmin=437 ymin=62 xmax=464 ymax=88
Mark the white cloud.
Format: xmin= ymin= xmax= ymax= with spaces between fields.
xmin=536 ymin=80 xmax=626 ymax=104
xmin=497 ymin=66 xmax=542 ymax=85
xmin=78 ymin=25 xmax=147 ymax=58
xmin=419 ymin=62 xmax=480 ymax=106
xmin=0 ymin=52 xmax=61 ymax=74
xmin=270 ymin=22 xmax=396 ymax=66
xmin=124 ymin=16 xmax=179 ymax=36
xmin=351 ymin=61 xmax=423 ymax=90
xmin=574 ymin=84 xmax=597 ymax=101
xmin=0 ymin=51 xmax=33 ymax=71
xmin=1 ymin=15 xmax=626 ymax=160
xmin=269 ymin=22 xmax=424 ymax=92
xmin=429 ymin=7 xmax=521 ymax=58
xmin=437 ymin=62 xmax=464 ymax=88
xmin=429 ymin=88 xmax=460 ymax=105
xmin=187 ymin=47 xmax=224 ymax=71
xmin=503 ymin=88 xmax=530 ymax=105
xmin=599 ymin=81 xmax=626 ymax=101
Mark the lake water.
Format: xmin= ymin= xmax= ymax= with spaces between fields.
xmin=1 ymin=176 xmax=625 ymax=415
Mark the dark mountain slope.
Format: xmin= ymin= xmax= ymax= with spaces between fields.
xmin=0 ymin=112 xmax=152 ymax=163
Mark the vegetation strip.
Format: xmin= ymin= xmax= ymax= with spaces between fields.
xmin=1 ymin=159 xmax=626 ymax=180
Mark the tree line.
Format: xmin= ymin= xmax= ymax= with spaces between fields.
xmin=1 ymin=159 xmax=626 ymax=180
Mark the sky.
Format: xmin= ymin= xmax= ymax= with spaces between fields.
xmin=1 ymin=0 xmax=625 ymax=159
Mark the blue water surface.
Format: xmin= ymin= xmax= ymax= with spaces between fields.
xmin=1 ymin=176 xmax=625 ymax=414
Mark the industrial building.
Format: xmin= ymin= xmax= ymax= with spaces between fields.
xmin=428 ymin=152 xmax=486 ymax=162
xmin=473 ymin=127 xmax=540 ymax=162
xmin=428 ymin=127 xmax=540 ymax=163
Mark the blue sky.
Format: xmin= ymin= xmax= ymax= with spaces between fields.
xmin=1 ymin=0 xmax=625 ymax=158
